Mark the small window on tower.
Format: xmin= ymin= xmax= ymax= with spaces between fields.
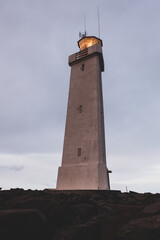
xmin=80 ymin=64 xmax=85 ymax=71
xmin=77 ymin=105 xmax=82 ymax=113
xmin=79 ymin=105 xmax=82 ymax=113
xmin=78 ymin=148 xmax=81 ymax=156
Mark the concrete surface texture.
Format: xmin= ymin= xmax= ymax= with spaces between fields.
xmin=56 ymin=40 xmax=110 ymax=190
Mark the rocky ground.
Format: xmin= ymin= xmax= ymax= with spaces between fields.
xmin=0 ymin=189 xmax=160 ymax=240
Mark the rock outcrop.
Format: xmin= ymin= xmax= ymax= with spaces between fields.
xmin=0 ymin=189 xmax=160 ymax=239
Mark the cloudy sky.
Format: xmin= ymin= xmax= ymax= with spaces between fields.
xmin=0 ymin=0 xmax=160 ymax=193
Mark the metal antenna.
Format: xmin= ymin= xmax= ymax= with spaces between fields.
xmin=79 ymin=14 xmax=87 ymax=39
xmin=84 ymin=14 xmax=87 ymax=36
xmin=97 ymin=7 xmax=100 ymax=38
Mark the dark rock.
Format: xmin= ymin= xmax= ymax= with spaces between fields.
xmin=129 ymin=214 xmax=160 ymax=229
xmin=98 ymin=205 xmax=114 ymax=216
xmin=119 ymin=215 xmax=160 ymax=240
xmin=0 ymin=208 xmax=47 ymax=240
xmin=143 ymin=201 xmax=160 ymax=215
xmin=72 ymin=203 xmax=95 ymax=223
xmin=1 ymin=189 xmax=160 ymax=240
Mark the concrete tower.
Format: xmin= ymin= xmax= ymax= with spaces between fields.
xmin=56 ymin=36 xmax=110 ymax=190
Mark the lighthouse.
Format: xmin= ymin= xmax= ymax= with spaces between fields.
xmin=56 ymin=36 xmax=110 ymax=190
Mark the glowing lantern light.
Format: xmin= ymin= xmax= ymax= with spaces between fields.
xmin=78 ymin=36 xmax=103 ymax=51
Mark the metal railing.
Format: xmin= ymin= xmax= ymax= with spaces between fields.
xmin=76 ymin=48 xmax=88 ymax=60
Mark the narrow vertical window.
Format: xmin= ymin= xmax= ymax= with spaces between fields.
xmin=79 ymin=105 xmax=82 ymax=113
xmin=80 ymin=63 xmax=85 ymax=71
xmin=78 ymin=148 xmax=81 ymax=156
xmin=77 ymin=105 xmax=82 ymax=113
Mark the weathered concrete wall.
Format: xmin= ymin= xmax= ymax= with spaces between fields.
xmin=56 ymin=43 xmax=110 ymax=190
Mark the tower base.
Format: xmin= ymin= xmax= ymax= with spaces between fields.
xmin=56 ymin=163 xmax=110 ymax=190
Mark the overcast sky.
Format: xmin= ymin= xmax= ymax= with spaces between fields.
xmin=0 ymin=0 xmax=160 ymax=193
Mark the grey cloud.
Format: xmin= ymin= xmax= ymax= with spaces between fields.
xmin=0 ymin=165 xmax=24 ymax=171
